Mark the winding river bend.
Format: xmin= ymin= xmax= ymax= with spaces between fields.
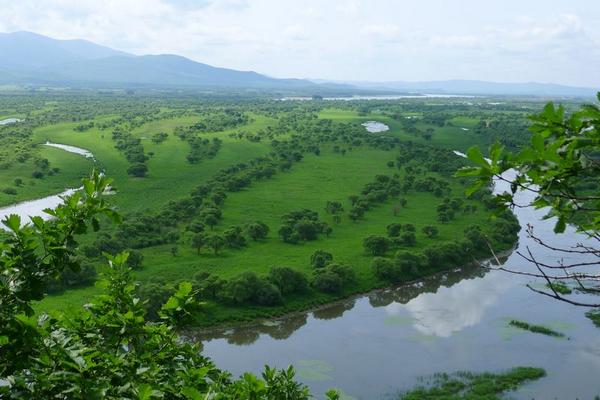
xmin=0 ymin=142 xmax=94 ymax=229
xmin=193 ymin=131 xmax=600 ymax=399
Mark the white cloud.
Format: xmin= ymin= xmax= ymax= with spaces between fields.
xmin=0 ymin=0 xmax=599 ymax=86
xmin=360 ymin=24 xmax=401 ymax=41
xmin=283 ymin=25 xmax=308 ymax=41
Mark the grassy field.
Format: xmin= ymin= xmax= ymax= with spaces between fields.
xmin=0 ymin=145 xmax=92 ymax=207
xmin=2 ymin=104 xmax=516 ymax=325
xmin=31 ymin=114 xmax=274 ymax=212
xmin=34 ymin=143 xmax=497 ymax=322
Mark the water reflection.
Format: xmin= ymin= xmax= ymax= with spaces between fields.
xmin=195 ymin=262 xmax=497 ymax=346
xmin=195 ymin=313 xmax=309 ymax=345
xmin=313 ymin=300 xmax=355 ymax=320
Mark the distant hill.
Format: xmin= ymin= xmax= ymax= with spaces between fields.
xmin=335 ymin=79 xmax=597 ymax=97
xmin=0 ymin=31 xmax=595 ymax=96
xmin=0 ymin=31 xmax=311 ymax=89
xmin=0 ymin=31 xmax=129 ymax=70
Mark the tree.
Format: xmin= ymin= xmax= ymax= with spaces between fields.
xmin=363 ymin=235 xmax=390 ymax=256
xmin=192 ymin=233 xmax=206 ymax=254
xmin=400 ymin=231 xmax=416 ymax=246
xmin=125 ymin=249 xmax=144 ymax=269
xmin=325 ymin=200 xmax=344 ymax=215
xmin=204 ymin=214 xmax=219 ymax=230
xmin=268 ymin=267 xmax=308 ymax=295
xmin=207 ymin=234 xmax=226 ymax=255
xmin=422 ymin=225 xmax=439 ymax=238
xmin=386 ymin=223 xmax=402 ymax=237
xmin=371 ymin=257 xmax=402 ymax=282
xmin=310 ymin=250 xmax=333 ymax=268
xmin=247 ymin=221 xmax=269 ymax=241
xmin=223 ymin=225 xmax=246 ymax=248
xmin=127 ymin=162 xmax=148 ymax=177
xmin=395 ymin=251 xmax=427 ymax=279
xmin=457 ymin=95 xmax=600 ymax=306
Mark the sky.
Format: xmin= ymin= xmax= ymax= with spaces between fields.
xmin=1 ymin=0 xmax=599 ymax=87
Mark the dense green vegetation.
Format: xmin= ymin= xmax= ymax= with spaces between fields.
xmin=508 ymin=320 xmax=566 ymax=338
xmin=0 ymin=92 xmax=561 ymax=325
xmin=396 ymin=367 xmax=546 ymax=399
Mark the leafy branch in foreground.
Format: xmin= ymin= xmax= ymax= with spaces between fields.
xmin=456 ymin=93 xmax=600 ymax=307
xmin=0 ymin=170 xmax=330 ymax=399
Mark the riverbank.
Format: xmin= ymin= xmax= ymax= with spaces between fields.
xmin=184 ymin=247 xmax=516 ymax=333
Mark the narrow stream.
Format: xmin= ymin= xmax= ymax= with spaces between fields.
xmin=0 ymin=142 xmax=93 ymax=230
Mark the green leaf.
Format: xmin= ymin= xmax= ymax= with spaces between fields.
xmin=466 ymin=145 xmax=489 ymax=167
xmin=554 ymin=216 xmax=567 ymax=233
xmin=531 ymin=133 xmax=544 ymax=153
xmin=489 ymin=142 xmax=503 ymax=164
xmin=2 ymin=214 xmax=21 ymax=232
xmin=181 ymin=387 xmax=203 ymax=400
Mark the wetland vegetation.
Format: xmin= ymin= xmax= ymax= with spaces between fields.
xmin=1 ymin=90 xmax=598 ymax=399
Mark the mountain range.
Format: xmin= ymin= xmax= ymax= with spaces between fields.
xmin=0 ymin=31 xmax=596 ymax=97
xmin=0 ymin=31 xmax=309 ymax=89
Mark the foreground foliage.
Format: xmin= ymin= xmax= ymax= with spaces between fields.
xmin=457 ymin=93 xmax=600 ymax=307
xmin=0 ymin=171 xmax=322 ymax=399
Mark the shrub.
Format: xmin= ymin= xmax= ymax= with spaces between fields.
xmin=312 ymin=263 xmax=355 ymax=293
xmin=422 ymin=225 xmax=439 ymax=238
xmin=310 ymin=250 xmax=333 ymax=268
xmin=386 ymin=223 xmax=402 ymax=237
xmin=125 ymin=249 xmax=144 ymax=269
xmin=127 ymin=162 xmax=148 ymax=177
xmin=394 ymin=251 xmax=427 ymax=280
xmin=312 ymin=270 xmax=343 ymax=293
xmin=246 ymin=221 xmax=269 ymax=240
xmin=371 ymin=257 xmax=402 ymax=282
xmin=268 ymin=267 xmax=308 ymax=295
xmin=363 ymin=235 xmax=390 ymax=256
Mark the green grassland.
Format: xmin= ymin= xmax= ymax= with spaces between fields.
xmin=317 ymin=108 xmax=488 ymax=150
xmin=31 ymin=114 xmax=273 ymax=212
xmin=0 ymin=145 xmax=92 ymax=207
xmin=29 ymin=109 xmax=508 ymax=324
xmin=0 ymin=98 xmax=531 ymax=325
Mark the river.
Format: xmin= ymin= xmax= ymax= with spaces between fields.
xmin=0 ymin=142 xmax=94 ymax=230
xmin=193 ymin=137 xmax=600 ymax=399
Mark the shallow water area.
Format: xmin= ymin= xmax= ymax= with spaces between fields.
xmin=44 ymin=141 xmax=95 ymax=159
xmin=361 ymin=121 xmax=390 ymax=133
xmin=0 ymin=118 xmax=22 ymax=125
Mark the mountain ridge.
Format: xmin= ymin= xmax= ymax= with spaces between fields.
xmin=0 ymin=31 xmax=596 ymax=96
